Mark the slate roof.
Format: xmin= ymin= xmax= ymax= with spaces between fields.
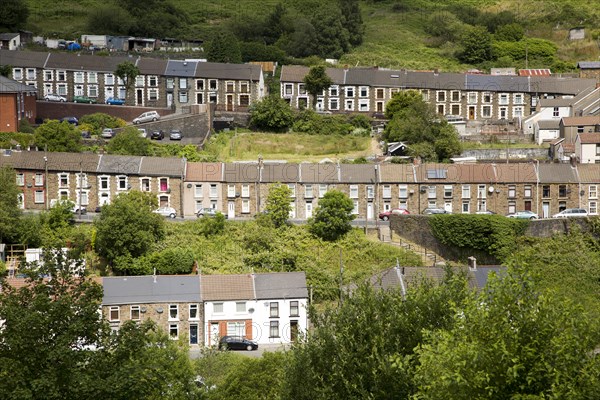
xmin=45 ymin=52 xmax=129 ymax=72
xmin=538 ymin=97 xmax=574 ymax=108
xmin=578 ymin=133 xmax=600 ymax=144
xmin=577 ymin=61 xmax=600 ymax=69
xmin=299 ymin=162 xmax=339 ymax=183
xmin=0 ymin=49 xmax=49 ymax=68
xmin=165 ymin=60 xmax=198 ymax=77
xmin=378 ymin=164 xmax=415 ymax=183
xmin=0 ymin=75 xmax=38 ymax=93
xmin=338 ymin=163 xmax=378 ymax=183
xmin=97 ymin=154 xmax=142 ymax=175
xmin=136 ymin=57 xmax=168 ymax=75
xmin=139 ymin=156 xmax=184 ymax=177
xmin=102 ymin=275 xmax=201 ymax=305
xmin=0 ymin=33 xmax=19 ymax=40
xmin=195 ymin=62 xmax=262 ymax=81
xmin=222 ymin=162 xmax=260 ymax=182
xmin=493 ymin=163 xmax=538 ymax=183
xmin=254 ymin=272 xmax=308 ymax=300
xmin=537 ymin=163 xmax=579 ymax=183
xmin=561 ymin=116 xmax=600 ymax=126
xmin=186 ymin=162 xmax=223 ymax=181
xmin=261 ymin=163 xmax=300 ymax=183
xmin=469 ymin=266 xmax=506 ymax=289
xmin=576 ymin=165 xmax=600 ymax=182
xmin=201 ymin=274 xmax=254 ymax=301
xmin=0 ymin=151 xmax=100 ymax=172
xmin=415 ymin=163 xmax=496 ymax=183
xmin=537 ymin=120 xmax=560 ymax=130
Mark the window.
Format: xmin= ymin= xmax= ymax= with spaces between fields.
xmin=367 ymin=185 xmax=374 ymax=199
xmin=319 ymin=184 xmax=328 ymax=198
xmin=399 ymin=185 xmax=408 ymax=198
xmin=553 ymin=107 xmax=559 ymax=117
xmin=290 ymin=301 xmax=299 ymax=317
xmin=169 ymin=324 xmax=179 ymax=339
xmin=284 ymin=83 xmax=293 ymax=96
xmin=242 ymin=199 xmax=250 ymax=213
xmin=376 ymin=88 xmax=384 ymax=99
xmin=345 ymin=99 xmax=354 ymax=111
xmin=58 ymin=173 xmax=69 ymax=188
xmin=559 ymin=185 xmax=567 ymax=197
xmin=35 ymin=190 xmax=44 ymax=204
xmin=74 ymin=71 xmax=84 ymax=83
xmin=450 ymin=104 xmax=460 ymax=115
xmin=589 ymin=201 xmax=598 ymax=215
xmin=467 ymin=92 xmax=477 ymax=104
xmin=13 ymin=68 xmax=23 ymax=80
xmin=524 ymin=185 xmax=532 ymax=198
xmin=193 ymin=185 xmax=203 ymax=199
xmin=148 ymin=88 xmax=158 ymax=101
xmin=130 ymin=305 xmax=141 ymax=320
xmin=88 ymin=85 xmax=98 ymax=98
xmin=513 ymin=107 xmax=524 ymax=118
xmin=179 ymin=78 xmax=187 ymax=89
xmin=421 ymin=89 xmax=429 ymax=101
xmin=542 ymin=185 xmax=550 ymax=198
xmin=437 ymin=104 xmax=445 ymax=115
xmin=305 ymin=184 xmax=313 ymax=198
xmin=213 ymin=302 xmax=224 ymax=313
xmin=597 ymin=145 xmax=600 ymax=156
xmin=483 ymin=92 xmax=492 ymax=103
xmin=57 ymin=84 xmax=67 ymax=96
xmin=508 ymin=185 xmax=516 ymax=198
xmin=141 ymin=178 xmax=150 ymax=192
xmin=226 ymin=81 xmax=235 ymax=93
xmin=270 ymin=302 xmax=279 ymax=317
xmin=451 ymin=90 xmax=460 ymax=102
xmin=287 ymin=184 xmax=296 ymax=197
xmin=239 ymin=95 xmax=249 ymax=107
xmin=508 ymin=201 xmax=516 ymax=215
xmin=210 ymin=184 xmax=218 ymax=198
xmin=87 ymin=72 xmax=97 ymax=84
xmin=169 ymin=304 xmax=178 ymax=321
xmin=345 ymin=86 xmax=355 ymax=98
xmin=589 ymin=185 xmax=598 ymax=199
xmin=428 ymin=186 xmax=437 ymax=199
xmin=109 ymin=306 xmax=120 ymax=321
xmin=481 ymin=105 xmax=492 ymax=118
xmin=499 ymin=93 xmax=509 ymax=105
xmin=76 ymin=173 xmax=88 ymax=188
xmin=241 ymin=184 xmax=250 ymax=197
xmin=228 ymin=184 xmax=236 ymax=198
xmin=499 ymin=107 xmax=508 ymax=119
xmin=240 ymin=82 xmax=249 ymax=93
xmin=159 ymin=178 xmax=168 ymax=192
xmin=462 ymin=201 xmax=470 ymax=213
xmin=16 ymin=173 xmax=24 ymax=186
xmin=383 ymin=185 xmax=391 ymax=199
xmin=59 ymin=190 xmax=69 ymax=200
xmin=35 ymin=173 xmax=44 ymax=186
xmin=270 ymin=321 xmax=280 ymax=338
xmin=74 ymin=85 xmax=84 ymax=96
xmin=105 ymin=74 xmax=115 ymax=85
xmin=209 ymin=80 xmax=218 ymax=90
xmin=350 ymin=185 xmax=359 ymax=198
xmin=477 ymin=185 xmax=486 ymax=199
xmin=236 ymin=302 xmax=246 ymax=313
xmin=227 ymin=322 xmax=246 ymax=337
xmin=44 ymin=70 xmax=53 ymax=81
xmin=329 ymin=85 xmax=339 ymax=96
xmin=436 ymin=91 xmax=446 ymax=102
xmin=329 ymin=98 xmax=339 ymax=110
xmin=166 ymin=78 xmax=174 ymax=89
xmin=359 ymin=99 xmax=369 ymax=111
xmin=444 ymin=185 xmax=453 ymax=198
xmin=514 ymin=93 xmax=524 ymax=105
xmin=352 ymin=200 xmax=359 ymax=215
xmin=189 ymin=304 xmax=199 ymax=320
xmin=359 ymin=86 xmax=368 ymax=97
xmin=117 ymin=176 xmax=128 ymax=191
xmin=477 ymin=199 xmax=487 ymax=212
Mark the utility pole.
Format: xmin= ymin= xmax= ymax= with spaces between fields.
xmin=78 ymin=160 xmax=83 ymax=219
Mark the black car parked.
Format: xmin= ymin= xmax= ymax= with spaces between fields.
xmin=219 ymin=336 xmax=258 ymax=351
xmin=150 ymin=130 xmax=164 ymax=140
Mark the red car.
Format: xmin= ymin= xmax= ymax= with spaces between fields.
xmin=378 ymin=208 xmax=410 ymax=221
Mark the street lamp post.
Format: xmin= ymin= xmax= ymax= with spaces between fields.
xmin=43 ymin=155 xmax=48 ymax=210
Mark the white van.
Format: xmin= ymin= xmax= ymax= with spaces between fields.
xmin=133 ymin=111 xmax=160 ymax=124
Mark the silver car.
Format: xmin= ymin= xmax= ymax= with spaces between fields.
xmin=133 ymin=111 xmax=160 ymax=124
xmin=552 ymin=208 xmax=588 ymax=218
xmin=154 ymin=207 xmax=177 ymax=218
xmin=45 ymin=93 xmax=66 ymax=102
xmin=101 ymin=128 xmax=114 ymax=139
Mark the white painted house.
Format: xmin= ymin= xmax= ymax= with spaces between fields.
xmin=575 ymin=133 xmax=600 ymax=164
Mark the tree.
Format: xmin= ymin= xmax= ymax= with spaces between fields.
xmin=308 ymin=190 xmax=355 ymax=241
xmin=339 ymin=0 xmax=364 ymax=47
xmin=263 ymin=3 xmax=288 ymax=45
xmin=0 ymin=166 xmax=21 ymax=243
xmin=310 ymin=6 xmax=351 ymax=58
xmin=458 ymin=25 xmax=493 ymax=65
xmin=94 ymin=191 xmax=164 ymax=271
xmin=413 ymin=267 xmax=600 ymax=399
xmin=79 ymin=112 xmax=126 ymax=137
xmin=0 ymin=250 xmax=199 ymax=399
xmin=384 ymin=89 xmax=425 ymax=119
xmin=115 ymin=62 xmax=140 ymax=105
xmin=265 ymin=184 xmax=293 ymax=228
xmin=106 ymin=126 xmax=151 ymax=156
xmin=0 ymin=65 xmax=12 ymax=78
xmin=303 ymin=65 xmax=333 ymax=110
xmin=34 ymin=120 xmax=82 ymax=152
xmin=249 ymin=95 xmax=294 ymax=132
xmin=494 ymin=22 xmax=525 ymax=42
xmin=206 ymin=29 xmax=242 ymax=64
xmin=0 ymin=0 xmax=29 ymax=31
xmin=86 ymin=5 xmax=132 ymax=35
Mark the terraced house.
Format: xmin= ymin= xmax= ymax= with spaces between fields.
xmin=280 ymin=65 xmax=597 ymax=121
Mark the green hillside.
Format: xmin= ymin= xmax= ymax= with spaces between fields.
xmin=20 ymin=0 xmax=600 ymax=71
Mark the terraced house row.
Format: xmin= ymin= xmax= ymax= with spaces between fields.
xmin=3 ymin=150 xmax=600 ymax=219
xmin=280 ymin=65 xmax=597 ymax=121
xmin=0 ymin=49 xmax=265 ymax=110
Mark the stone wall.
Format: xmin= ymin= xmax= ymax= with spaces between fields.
xmin=36 ymin=101 xmax=174 ymax=123
xmin=460 ymin=147 xmax=549 ymax=161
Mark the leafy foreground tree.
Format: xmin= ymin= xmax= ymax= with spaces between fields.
xmin=0 ymin=250 xmax=199 ymax=399
xmin=249 ymin=95 xmax=294 ymax=132
xmin=206 ymin=28 xmax=242 ymax=64
xmin=94 ymin=191 xmax=165 ymax=272
xmin=303 ymin=65 xmax=333 ymax=110
xmin=114 ymin=61 xmax=140 ymax=105
xmin=264 ymin=183 xmax=292 ymax=228
xmin=34 ymin=120 xmax=82 ymax=152
xmin=0 ymin=166 xmax=21 ymax=243
xmin=283 ymin=271 xmax=471 ymax=399
xmin=106 ymin=126 xmax=151 ymax=156
xmin=308 ymin=190 xmax=355 ymax=241
xmin=413 ymin=267 xmax=600 ymax=399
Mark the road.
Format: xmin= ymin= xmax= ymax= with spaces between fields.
xmin=189 ymin=343 xmax=290 ymax=359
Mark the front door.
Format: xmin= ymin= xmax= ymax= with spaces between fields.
xmin=305 ymin=202 xmax=313 ymax=218
xmin=99 ymin=193 xmax=110 ymax=206
xmin=524 ymin=200 xmax=532 ymax=211
xmin=468 ymin=106 xmax=475 ymax=120
xmin=367 ymin=202 xmax=373 ymax=220
xmin=210 ymin=322 xmax=219 ymax=346
xmin=228 ymin=201 xmax=235 ymax=219
xmin=444 ymin=201 xmax=452 ymax=213
xmin=189 ymin=324 xmax=198 ymax=345
xmin=290 ymin=321 xmax=299 ymax=342
xmin=226 ymin=94 xmax=234 ymax=111
xmin=136 ymin=88 xmax=143 ymax=106
xmin=167 ymin=93 xmax=173 ymax=108
xmin=542 ymin=202 xmax=550 ymax=218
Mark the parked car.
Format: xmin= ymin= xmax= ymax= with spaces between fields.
xmin=197 ymin=208 xmax=227 ymax=219
xmin=60 ymin=116 xmax=79 ymax=125
xmin=378 ymin=208 xmax=410 ymax=221
xmin=219 ymin=336 xmax=258 ymax=351
xmin=73 ymin=95 xmax=97 ymax=104
xmin=44 ymin=93 xmax=66 ymax=102
xmin=506 ymin=210 xmax=539 ymax=220
xmin=154 ymin=207 xmax=177 ymax=218
xmin=150 ymin=130 xmax=164 ymax=140
xmin=105 ymin=97 xmax=125 ymax=105
xmin=101 ymin=128 xmax=114 ymax=139
xmin=475 ymin=210 xmax=497 ymax=215
xmin=138 ymin=128 xmax=147 ymax=138
xmin=133 ymin=111 xmax=160 ymax=124
xmin=169 ymin=129 xmax=183 ymax=140
xmin=71 ymin=205 xmax=87 ymax=215
xmin=80 ymin=130 xmax=91 ymax=138
xmin=422 ymin=208 xmax=450 ymax=215
xmin=552 ymin=208 xmax=588 ymax=218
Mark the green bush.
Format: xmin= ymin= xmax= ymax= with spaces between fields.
xmin=79 ymin=113 xmax=126 ymax=136
xmin=0 ymin=132 xmax=35 ymax=149
xmin=292 ymin=110 xmax=353 ymax=135
xmin=428 ymin=214 xmax=529 ymax=261
xmin=132 ymin=248 xmax=195 ymax=275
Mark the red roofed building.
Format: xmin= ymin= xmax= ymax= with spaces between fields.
xmin=519 ymin=69 xmax=552 ymax=77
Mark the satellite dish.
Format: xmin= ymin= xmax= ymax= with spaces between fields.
xmin=488 ymin=186 xmax=495 ymax=193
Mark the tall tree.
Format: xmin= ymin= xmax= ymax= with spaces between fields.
xmin=114 ymin=62 xmax=140 ymax=105
xmin=264 ymin=3 xmax=288 ymax=45
xmin=458 ymin=25 xmax=493 ymax=64
xmin=384 ymin=89 xmax=425 ymax=119
xmin=106 ymin=126 xmax=151 ymax=156
xmin=0 ymin=0 xmax=29 ymax=31
xmin=265 ymin=184 xmax=293 ymax=228
xmin=303 ymin=65 xmax=333 ymax=110
xmin=249 ymin=95 xmax=294 ymax=132
xmin=0 ymin=166 xmax=21 ymax=243
xmin=310 ymin=6 xmax=351 ymax=58
xmin=34 ymin=120 xmax=82 ymax=152
xmin=206 ymin=28 xmax=242 ymax=64
xmin=94 ymin=191 xmax=164 ymax=272
xmin=339 ymin=0 xmax=364 ymax=47
xmin=308 ymin=190 xmax=354 ymax=241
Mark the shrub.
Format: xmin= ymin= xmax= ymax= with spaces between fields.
xmin=79 ymin=113 xmax=126 ymax=136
